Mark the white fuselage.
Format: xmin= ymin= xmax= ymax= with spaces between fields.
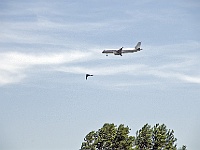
xmin=102 ymin=42 xmax=142 ymax=56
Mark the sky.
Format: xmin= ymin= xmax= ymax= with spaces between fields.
xmin=0 ymin=0 xmax=200 ymax=150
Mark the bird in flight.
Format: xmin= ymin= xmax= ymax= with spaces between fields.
xmin=86 ymin=74 xmax=93 ymax=80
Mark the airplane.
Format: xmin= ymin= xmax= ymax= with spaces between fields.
xmin=102 ymin=42 xmax=142 ymax=56
xmin=86 ymin=74 xmax=93 ymax=80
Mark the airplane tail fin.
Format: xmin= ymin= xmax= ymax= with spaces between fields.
xmin=135 ymin=42 xmax=141 ymax=50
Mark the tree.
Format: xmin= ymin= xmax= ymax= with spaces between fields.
xmin=178 ymin=145 xmax=187 ymax=150
xmin=134 ymin=124 xmax=152 ymax=149
xmin=134 ymin=123 xmax=177 ymax=150
xmin=81 ymin=123 xmax=184 ymax=150
xmin=80 ymin=123 xmax=135 ymax=150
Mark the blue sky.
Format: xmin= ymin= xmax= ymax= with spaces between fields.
xmin=0 ymin=0 xmax=200 ymax=150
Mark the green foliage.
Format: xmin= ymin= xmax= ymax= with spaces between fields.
xmin=135 ymin=124 xmax=152 ymax=149
xmin=81 ymin=123 xmax=135 ymax=150
xmin=178 ymin=145 xmax=187 ymax=150
xmin=134 ymin=123 xmax=177 ymax=150
xmin=81 ymin=123 xmax=184 ymax=150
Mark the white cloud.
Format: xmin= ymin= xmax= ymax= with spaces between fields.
xmin=1 ymin=6 xmax=200 ymax=88
xmin=57 ymin=60 xmax=200 ymax=85
xmin=174 ymin=74 xmax=200 ymax=84
xmin=1 ymin=43 xmax=200 ymax=86
xmin=56 ymin=64 xmax=145 ymax=75
xmin=0 ymin=71 xmax=25 ymax=85
xmin=145 ymin=69 xmax=200 ymax=84
xmin=0 ymin=51 xmax=91 ymax=86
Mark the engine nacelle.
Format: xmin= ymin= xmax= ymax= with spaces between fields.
xmin=137 ymin=48 xmax=142 ymax=51
xmin=114 ymin=51 xmax=120 ymax=55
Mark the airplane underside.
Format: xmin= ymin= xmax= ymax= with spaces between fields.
xmin=114 ymin=51 xmax=122 ymax=56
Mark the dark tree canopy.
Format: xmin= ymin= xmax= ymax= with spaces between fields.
xmin=135 ymin=123 xmax=177 ymax=150
xmin=81 ymin=123 xmax=185 ymax=150
xmin=178 ymin=145 xmax=187 ymax=150
xmin=81 ymin=123 xmax=135 ymax=150
xmin=134 ymin=124 xmax=152 ymax=149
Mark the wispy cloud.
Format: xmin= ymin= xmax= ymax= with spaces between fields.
xmin=56 ymin=64 xmax=145 ymax=76
xmin=58 ymin=64 xmax=200 ymax=84
xmin=0 ymin=0 xmax=200 ymax=87
xmin=145 ymin=69 xmax=200 ymax=84
xmin=0 ymin=51 xmax=91 ymax=86
xmin=1 ymin=40 xmax=200 ymax=86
